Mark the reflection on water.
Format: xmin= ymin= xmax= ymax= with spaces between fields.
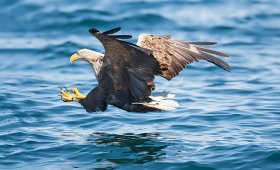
xmin=87 ymin=132 xmax=168 ymax=165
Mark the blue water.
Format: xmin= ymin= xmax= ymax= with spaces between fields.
xmin=1 ymin=0 xmax=280 ymax=169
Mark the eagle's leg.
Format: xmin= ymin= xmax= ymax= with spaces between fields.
xmin=60 ymin=87 xmax=85 ymax=102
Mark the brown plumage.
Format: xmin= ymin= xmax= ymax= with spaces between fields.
xmin=68 ymin=27 xmax=231 ymax=112
xmin=137 ymin=34 xmax=230 ymax=80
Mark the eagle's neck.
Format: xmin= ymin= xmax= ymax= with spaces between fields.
xmin=90 ymin=57 xmax=103 ymax=78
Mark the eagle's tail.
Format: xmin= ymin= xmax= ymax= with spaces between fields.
xmin=137 ymin=92 xmax=179 ymax=111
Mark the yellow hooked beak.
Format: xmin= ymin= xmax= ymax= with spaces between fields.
xmin=70 ymin=53 xmax=79 ymax=63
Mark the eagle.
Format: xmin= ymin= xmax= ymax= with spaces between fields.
xmin=60 ymin=27 xmax=230 ymax=112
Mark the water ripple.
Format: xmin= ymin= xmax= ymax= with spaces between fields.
xmin=0 ymin=0 xmax=280 ymax=169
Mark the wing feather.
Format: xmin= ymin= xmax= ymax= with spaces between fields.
xmin=89 ymin=28 xmax=161 ymax=104
xmin=103 ymin=27 xmax=121 ymax=35
xmin=109 ymin=35 xmax=133 ymax=39
xmin=137 ymin=34 xmax=230 ymax=80
xmin=195 ymin=46 xmax=229 ymax=57
xmin=188 ymin=42 xmax=217 ymax=45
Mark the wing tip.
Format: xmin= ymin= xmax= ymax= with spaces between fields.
xmin=225 ymin=64 xmax=232 ymax=72
xmin=189 ymin=42 xmax=217 ymax=45
xmin=89 ymin=28 xmax=100 ymax=35
xmin=103 ymin=27 xmax=122 ymax=35
xmin=218 ymin=60 xmax=231 ymax=72
xmin=222 ymin=66 xmax=231 ymax=72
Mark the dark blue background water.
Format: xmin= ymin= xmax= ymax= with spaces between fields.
xmin=1 ymin=0 xmax=280 ymax=169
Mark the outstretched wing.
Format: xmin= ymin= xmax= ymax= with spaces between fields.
xmin=89 ymin=27 xmax=161 ymax=105
xmin=137 ymin=34 xmax=231 ymax=80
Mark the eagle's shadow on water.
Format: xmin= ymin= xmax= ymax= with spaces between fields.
xmin=86 ymin=132 xmax=168 ymax=166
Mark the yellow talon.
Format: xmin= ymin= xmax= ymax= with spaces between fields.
xmin=72 ymin=87 xmax=86 ymax=99
xmin=60 ymin=89 xmax=75 ymax=102
xmin=60 ymin=87 xmax=86 ymax=102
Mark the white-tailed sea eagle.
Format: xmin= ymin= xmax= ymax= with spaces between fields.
xmin=60 ymin=27 xmax=230 ymax=112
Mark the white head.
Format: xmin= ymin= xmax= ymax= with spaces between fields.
xmin=70 ymin=48 xmax=104 ymax=77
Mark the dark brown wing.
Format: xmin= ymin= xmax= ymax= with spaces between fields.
xmin=137 ymin=34 xmax=231 ymax=80
xmin=89 ymin=28 xmax=161 ymax=106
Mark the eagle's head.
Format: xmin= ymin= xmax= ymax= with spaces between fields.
xmin=70 ymin=49 xmax=104 ymax=77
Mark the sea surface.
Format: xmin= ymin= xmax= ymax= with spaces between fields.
xmin=1 ymin=0 xmax=280 ymax=169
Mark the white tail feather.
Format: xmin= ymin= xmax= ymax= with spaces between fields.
xmin=136 ymin=92 xmax=179 ymax=111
